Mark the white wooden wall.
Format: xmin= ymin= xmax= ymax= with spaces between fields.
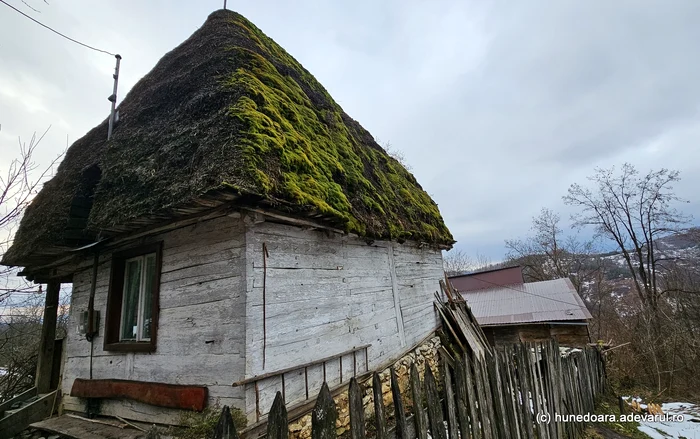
xmin=59 ymin=214 xmax=443 ymax=425
xmin=243 ymin=221 xmax=443 ymax=421
xmin=61 ymin=215 xmax=247 ymax=424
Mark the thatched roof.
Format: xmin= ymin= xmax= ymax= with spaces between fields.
xmin=3 ymin=9 xmax=453 ymax=269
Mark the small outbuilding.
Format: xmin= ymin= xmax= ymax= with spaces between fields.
xmin=449 ymin=266 xmax=591 ymax=347
xmin=1 ymin=10 xmax=453 ymax=426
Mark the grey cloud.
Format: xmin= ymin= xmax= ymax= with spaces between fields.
xmin=1 ymin=0 xmax=698 ymax=261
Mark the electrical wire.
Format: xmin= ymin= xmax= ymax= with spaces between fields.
xmin=0 ymin=0 xmax=116 ymax=56
xmin=466 ymin=273 xmax=586 ymax=308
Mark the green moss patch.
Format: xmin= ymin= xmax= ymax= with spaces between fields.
xmin=223 ymin=15 xmax=452 ymax=243
xmin=3 ymin=9 xmax=453 ymax=268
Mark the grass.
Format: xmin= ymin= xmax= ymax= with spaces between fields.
xmin=169 ymin=404 xmax=247 ymax=439
xmin=582 ymin=393 xmax=652 ymax=439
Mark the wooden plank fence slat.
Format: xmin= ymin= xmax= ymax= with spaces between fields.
xmin=312 ymin=383 xmax=337 ymax=439
xmin=213 ymin=406 xmax=239 ymax=439
xmin=390 ymin=368 xmax=408 ymax=439
xmin=515 ymin=343 xmax=535 ymax=439
xmin=479 ymin=359 xmax=499 ymax=439
xmin=463 ymin=353 xmax=482 ymax=439
xmin=472 ymin=358 xmax=493 ymax=439
xmin=487 ymin=352 xmax=509 ymax=439
xmin=498 ymin=349 xmax=519 ymax=439
xmin=348 ymin=378 xmax=365 ymax=439
xmin=410 ymin=363 xmax=428 ymax=439
xmin=267 ymin=392 xmax=288 ymax=439
xmin=442 ymin=358 xmax=459 ymax=439
xmin=453 ymin=356 xmax=474 ymax=439
xmin=373 ymin=372 xmax=388 ymax=439
xmin=424 ymin=366 xmax=447 ymax=439
xmin=504 ymin=348 xmax=523 ymax=439
xmin=238 ymin=339 xmax=607 ymax=439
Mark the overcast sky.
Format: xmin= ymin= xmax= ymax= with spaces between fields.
xmin=1 ymin=0 xmax=699 ymax=261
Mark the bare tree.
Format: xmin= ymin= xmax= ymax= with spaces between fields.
xmin=375 ymin=138 xmax=412 ymax=171
xmin=443 ymin=249 xmax=492 ymax=276
xmin=564 ymin=164 xmax=700 ymax=394
xmin=563 ymin=164 xmax=691 ymax=313
xmin=1 ymin=127 xmax=57 ymax=303
xmin=505 ymin=208 xmax=597 ymax=294
xmin=0 ymin=128 xmax=64 ymax=401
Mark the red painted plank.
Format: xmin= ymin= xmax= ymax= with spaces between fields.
xmin=70 ymin=378 xmax=207 ymax=411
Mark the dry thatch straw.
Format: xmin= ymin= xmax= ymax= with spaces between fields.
xmin=3 ymin=9 xmax=453 ymax=269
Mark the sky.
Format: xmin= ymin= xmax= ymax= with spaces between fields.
xmin=1 ymin=0 xmax=699 ymax=261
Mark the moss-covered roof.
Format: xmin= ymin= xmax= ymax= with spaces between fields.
xmin=3 ymin=9 xmax=453 ymax=268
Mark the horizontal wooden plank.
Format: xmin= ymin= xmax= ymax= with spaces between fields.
xmin=71 ymin=378 xmax=208 ymax=411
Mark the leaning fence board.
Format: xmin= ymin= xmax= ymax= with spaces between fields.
xmin=462 ymin=353 xmax=482 ymax=439
xmin=219 ymin=330 xmax=606 ymax=439
xmin=442 ymin=358 xmax=459 ymax=439
xmin=348 ymin=378 xmax=365 ymax=439
xmin=410 ymin=363 xmax=428 ymax=439
xmin=312 ymin=383 xmax=337 ymax=439
xmin=453 ymin=357 xmax=474 ymax=439
xmin=213 ymin=406 xmax=239 ymax=439
xmin=424 ymin=367 xmax=446 ymax=439
xmin=487 ymin=353 xmax=509 ymax=439
xmin=267 ymin=393 xmax=288 ymax=439
xmin=472 ymin=358 xmax=493 ymax=439
xmin=389 ymin=368 xmax=408 ymax=439
xmin=515 ymin=343 xmax=535 ymax=439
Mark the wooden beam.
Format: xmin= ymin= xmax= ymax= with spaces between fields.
xmin=0 ymin=390 xmax=58 ymax=439
xmin=36 ymin=281 xmax=60 ymax=394
xmin=70 ymin=378 xmax=208 ymax=411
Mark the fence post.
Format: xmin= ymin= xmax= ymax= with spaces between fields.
xmin=349 ymin=378 xmax=366 ymax=439
xmin=424 ymin=366 xmax=447 ymax=439
xmin=267 ymin=392 xmax=288 ymax=439
xmin=212 ymin=406 xmax=238 ymax=439
xmin=373 ymin=372 xmax=388 ymax=439
xmin=410 ymin=363 xmax=428 ymax=439
xmin=453 ymin=356 xmax=474 ymax=439
xmin=312 ymin=383 xmax=337 ymax=439
xmin=442 ymin=358 xmax=459 ymax=439
xmin=389 ymin=368 xmax=408 ymax=439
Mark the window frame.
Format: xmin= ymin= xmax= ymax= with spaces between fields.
xmin=104 ymin=242 xmax=162 ymax=352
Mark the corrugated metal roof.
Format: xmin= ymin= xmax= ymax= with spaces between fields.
xmin=459 ymin=278 xmax=592 ymax=326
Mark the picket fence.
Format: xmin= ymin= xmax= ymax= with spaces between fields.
xmin=212 ymin=339 xmax=606 ymax=439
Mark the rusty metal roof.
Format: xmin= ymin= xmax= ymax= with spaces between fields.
xmin=459 ymin=278 xmax=592 ymax=326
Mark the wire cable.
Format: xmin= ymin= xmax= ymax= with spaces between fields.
xmin=0 ymin=0 xmax=116 ymax=56
xmin=465 ymin=273 xmax=585 ymax=308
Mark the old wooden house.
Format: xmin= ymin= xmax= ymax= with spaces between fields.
xmin=1 ymin=10 xmax=453 ymax=427
xmin=449 ymin=267 xmax=591 ymax=347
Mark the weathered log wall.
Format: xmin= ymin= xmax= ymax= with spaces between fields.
xmin=62 ymin=215 xmax=247 ymax=424
xmin=60 ymin=213 xmax=444 ymax=425
xmin=242 ymin=220 xmax=443 ymax=422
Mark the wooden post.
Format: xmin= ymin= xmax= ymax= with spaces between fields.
xmin=312 ymin=383 xmax=337 ymax=439
xmin=389 ymin=368 xmax=408 ymax=439
xmin=442 ymin=359 xmax=459 ymax=439
xmin=424 ymin=367 xmax=446 ymax=439
xmin=36 ymin=281 xmax=60 ymax=394
xmin=374 ymin=372 xmax=388 ymax=439
xmin=348 ymin=378 xmax=365 ymax=439
xmin=213 ymin=406 xmax=239 ymax=439
xmin=410 ymin=363 xmax=427 ymax=439
xmin=267 ymin=392 xmax=288 ymax=439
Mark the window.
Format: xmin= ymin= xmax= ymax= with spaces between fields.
xmin=104 ymin=243 xmax=162 ymax=352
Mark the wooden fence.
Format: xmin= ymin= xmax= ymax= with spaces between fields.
xmin=213 ymin=339 xmax=606 ymax=439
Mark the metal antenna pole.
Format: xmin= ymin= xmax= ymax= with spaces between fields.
xmin=107 ymin=54 xmax=122 ymax=140
xmin=224 ymin=0 xmax=227 ymax=9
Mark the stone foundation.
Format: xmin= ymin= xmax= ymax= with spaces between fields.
xmin=289 ymin=335 xmax=442 ymax=438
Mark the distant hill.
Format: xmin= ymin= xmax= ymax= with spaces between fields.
xmin=506 ymin=229 xmax=700 ymax=303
